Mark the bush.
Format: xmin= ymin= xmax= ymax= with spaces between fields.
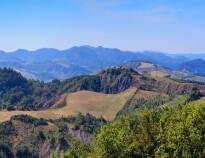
xmin=54 ymin=113 xmax=106 ymax=134
xmin=0 ymin=121 xmax=15 ymax=135
xmin=11 ymin=115 xmax=48 ymax=126
xmin=0 ymin=144 xmax=14 ymax=158
xmin=37 ymin=131 xmax=46 ymax=142
xmin=16 ymin=146 xmax=38 ymax=158
xmin=186 ymin=87 xmax=203 ymax=102
xmin=64 ymin=139 xmax=93 ymax=158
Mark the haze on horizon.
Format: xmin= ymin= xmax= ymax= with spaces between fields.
xmin=0 ymin=0 xmax=205 ymax=53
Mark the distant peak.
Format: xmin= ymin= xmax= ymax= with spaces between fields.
xmin=97 ymin=46 xmax=103 ymax=48
xmin=192 ymin=59 xmax=205 ymax=62
xmin=15 ymin=49 xmax=29 ymax=52
xmin=35 ymin=48 xmax=59 ymax=52
xmin=183 ymin=58 xmax=205 ymax=65
xmin=71 ymin=45 xmax=94 ymax=49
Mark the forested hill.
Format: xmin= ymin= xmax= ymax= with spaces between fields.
xmin=0 ymin=68 xmax=56 ymax=110
xmin=0 ymin=67 xmax=203 ymax=110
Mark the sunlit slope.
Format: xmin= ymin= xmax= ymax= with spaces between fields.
xmin=0 ymin=88 xmax=136 ymax=122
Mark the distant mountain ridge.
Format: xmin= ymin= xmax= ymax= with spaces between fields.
xmin=0 ymin=46 xmax=191 ymax=81
xmin=178 ymin=59 xmax=205 ymax=76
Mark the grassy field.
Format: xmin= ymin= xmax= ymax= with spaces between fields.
xmin=149 ymin=70 xmax=170 ymax=78
xmin=0 ymin=88 xmax=137 ymax=122
xmin=138 ymin=62 xmax=156 ymax=69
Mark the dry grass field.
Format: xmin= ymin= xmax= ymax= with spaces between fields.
xmin=134 ymin=90 xmax=167 ymax=99
xmin=0 ymin=88 xmax=137 ymax=122
xmin=149 ymin=70 xmax=169 ymax=78
xmin=138 ymin=62 xmax=156 ymax=69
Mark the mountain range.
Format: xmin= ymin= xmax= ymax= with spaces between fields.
xmin=1 ymin=46 xmax=204 ymax=81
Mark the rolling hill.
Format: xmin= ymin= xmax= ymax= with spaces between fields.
xmin=0 ymin=66 xmax=203 ymax=110
xmin=0 ymin=88 xmax=173 ymax=122
xmin=123 ymin=60 xmax=205 ymax=84
xmin=0 ymin=88 xmax=136 ymax=122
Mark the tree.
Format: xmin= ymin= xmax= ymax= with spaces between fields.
xmin=64 ymin=139 xmax=92 ymax=158
xmin=16 ymin=146 xmax=37 ymax=158
xmin=156 ymin=101 xmax=205 ymax=158
xmin=0 ymin=144 xmax=14 ymax=158
xmin=94 ymin=108 xmax=160 ymax=158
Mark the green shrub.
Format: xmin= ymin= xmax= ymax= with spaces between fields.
xmin=16 ymin=146 xmax=38 ymax=158
xmin=11 ymin=115 xmax=48 ymax=126
xmin=0 ymin=144 xmax=14 ymax=158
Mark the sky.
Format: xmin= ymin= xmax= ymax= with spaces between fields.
xmin=0 ymin=0 xmax=205 ymax=53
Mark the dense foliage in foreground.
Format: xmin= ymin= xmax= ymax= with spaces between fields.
xmin=63 ymin=96 xmax=205 ymax=158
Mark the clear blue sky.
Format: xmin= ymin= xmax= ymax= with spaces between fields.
xmin=0 ymin=0 xmax=205 ymax=53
